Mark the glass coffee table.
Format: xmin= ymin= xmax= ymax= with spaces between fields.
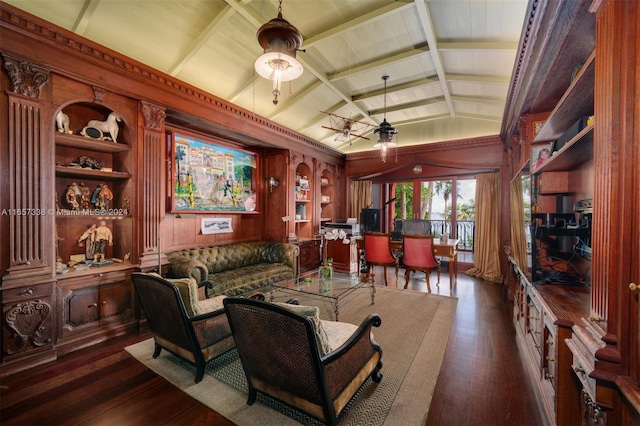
xmin=269 ymin=270 xmax=374 ymax=321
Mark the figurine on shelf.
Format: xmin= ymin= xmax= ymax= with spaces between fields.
xmin=93 ymin=221 xmax=113 ymax=263
xmin=55 ymin=224 xmax=64 ymax=263
xmin=65 ymin=182 xmax=82 ymax=210
xmin=121 ymin=196 xmax=130 ymax=213
xmin=79 ymin=182 xmax=91 ymax=210
xmin=91 ymin=183 xmax=113 ymax=211
xmin=55 ymin=110 xmax=72 ymax=134
xmin=86 ymin=111 xmax=122 ymax=143
xmin=78 ymin=224 xmax=97 ymax=260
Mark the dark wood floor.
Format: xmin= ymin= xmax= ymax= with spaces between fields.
xmin=1 ymin=268 xmax=544 ymax=425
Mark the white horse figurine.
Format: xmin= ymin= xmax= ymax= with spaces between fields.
xmin=55 ymin=110 xmax=72 ymax=134
xmin=87 ymin=112 xmax=122 ymax=142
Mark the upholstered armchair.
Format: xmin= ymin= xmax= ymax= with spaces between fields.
xmin=130 ymin=273 xmax=235 ymax=383
xmin=223 ymin=297 xmax=383 ymax=426
xmin=363 ymin=232 xmax=399 ymax=286
xmin=402 ymin=234 xmax=440 ymax=292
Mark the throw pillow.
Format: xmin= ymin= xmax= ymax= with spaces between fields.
xmin=274 ymin=302 xmax=332 ymax=355
xmin=148 ymin=273 xmax=201 ymax=317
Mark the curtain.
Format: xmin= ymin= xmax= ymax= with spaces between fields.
xmin=509 ymin=174 xmax=529 ymax=277
xmin=466 ymin=172 xmax=503 ymax=283
xmin=351 ymin=180 xmax=372 ymax=218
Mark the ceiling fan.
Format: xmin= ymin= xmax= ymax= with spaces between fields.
xmin=320 ymin=111 xmax=374 ymax=144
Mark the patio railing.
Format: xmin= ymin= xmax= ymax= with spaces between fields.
xmin=401 ymin=220 xmax=475 ymax=251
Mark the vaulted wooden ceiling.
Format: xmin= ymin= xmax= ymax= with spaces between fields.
xmin=6 ymin=0 xmax=528 ymax=154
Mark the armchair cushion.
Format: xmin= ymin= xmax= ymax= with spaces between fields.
xmin=320 ymin=320 xmax=359 ymax=350
xmin=275 ymin=303 xmax=332 ymax=355
xmin=150 ymin=273 xmax=225 ymax=317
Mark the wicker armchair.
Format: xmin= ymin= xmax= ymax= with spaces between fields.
xmin=223 ymin=297 xmax=383 ymax=426
xmin=131 ymin=273 xmax=234 ymax=383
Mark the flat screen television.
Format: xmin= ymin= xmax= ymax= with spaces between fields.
xmin=360 ymin=208 xmax=380 ymax=232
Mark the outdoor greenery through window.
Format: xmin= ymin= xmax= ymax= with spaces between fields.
xmin=392 ymin=178 xmax=477 ymax=251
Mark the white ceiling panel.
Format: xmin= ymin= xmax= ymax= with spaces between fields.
xmin=5 ymin=0 xmax=528 ymax=153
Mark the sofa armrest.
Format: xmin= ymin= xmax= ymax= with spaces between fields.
xmin=281 ymin=243 xmax=299 ymax=276
xmin=168 ymin=257 xmax=209 ymax=284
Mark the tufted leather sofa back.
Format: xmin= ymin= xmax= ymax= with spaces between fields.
xmin=168 ymin=242 xmax=297 ymax=274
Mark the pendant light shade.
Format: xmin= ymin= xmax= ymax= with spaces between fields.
xmin=373 ymin=75 xmax=397 ymax=162
xmin=255 ymin=0 xmax=303 ymax=105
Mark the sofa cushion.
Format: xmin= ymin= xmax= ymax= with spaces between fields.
xmin=205 ymin=263 xmax=293 ymax=297
xmin=275 ymin=303 xmax=332 ymax=355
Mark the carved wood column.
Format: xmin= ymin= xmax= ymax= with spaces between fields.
xmin=1 ymin=54 xmax=56 ymax=373
xmin=591 ymin=0 xmax=640 ymax=417
xmin=1 ymin=54 xmax=54 ymax=282
xmin=138 ymin=101 xmax=166 ymax=271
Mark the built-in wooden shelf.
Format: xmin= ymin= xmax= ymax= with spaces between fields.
xmin=55 ymin=133 xmax=129 ymax=153
xmin=55 ymin=166 xmax=132 ymax=180
xmin=534 ymin=124 xmax=593 ymax=174
xmin=533 ymin=50 xmax=595 ymax=143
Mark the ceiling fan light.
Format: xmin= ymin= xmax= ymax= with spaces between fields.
xmin=373 ymin=140 xmax=397 ymax=148
xmin=254 ymin=51 xmax=303 ymax=82
xmin=255 ymin=1 xmax=303 ymax=105
xmin=373 ymin=75 xmax=398 ymax=161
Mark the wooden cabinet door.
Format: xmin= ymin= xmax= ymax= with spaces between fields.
xmin=59 ymin=281 xmax=100 ymax=339
xmin=99 ymin=279 xmax=133 ymax=325
xmin=298 ymin=241 xmax=311 ymax=273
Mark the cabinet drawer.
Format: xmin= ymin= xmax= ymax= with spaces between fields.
xmin=2 ymin=283 xmax=53 ymax=303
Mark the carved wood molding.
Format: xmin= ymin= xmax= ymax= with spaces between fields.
xmin=1 ymin=53 xmax=49 ymax=98
xmin=141 ymin=101 xmax=166 ymax=131
xmin=346 ymin=134 xmax=502 ymax=160
xmin=92 ymin=86 xmax=106 ymax=103
xmin=500 ymin=0 xmax=543 ymax=141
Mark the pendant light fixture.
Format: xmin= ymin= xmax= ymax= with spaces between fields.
xmin=255 ymin=0 xmax=303 ymax=105
xmin=373 ymin=75 xmax=397 ymax=162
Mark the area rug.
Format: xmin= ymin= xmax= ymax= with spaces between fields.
xmin=125 ymin=286 xmax=457 ymax=425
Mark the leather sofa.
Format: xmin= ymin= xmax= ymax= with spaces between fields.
xmin=167 ymin=242 xmax=299 ymax=298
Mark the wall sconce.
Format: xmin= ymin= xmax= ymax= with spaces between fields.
xmin=266 ymin=177 xmax=280 ymax=193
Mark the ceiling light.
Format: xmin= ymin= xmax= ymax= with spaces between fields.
xmin=373 ymin=75 xmax=398 ymax=162
xmin=255 ymin=0 xmax=303 ymax=105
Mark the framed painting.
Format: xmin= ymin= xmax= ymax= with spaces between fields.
xmin=168 ymin=131 xmax=258 ymax=213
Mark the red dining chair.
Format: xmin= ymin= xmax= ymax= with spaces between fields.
xmin=364 ymin=232 xmax=398 ymax=286
xmin=402 ymin=234 xmax=440 ymax=292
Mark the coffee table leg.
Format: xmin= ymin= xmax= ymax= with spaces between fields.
xmin=334 ymin=300 xmax=339 ymax=322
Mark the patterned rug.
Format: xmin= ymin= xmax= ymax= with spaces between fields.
xmin=125 ymin=286 xmax=458 ymax=425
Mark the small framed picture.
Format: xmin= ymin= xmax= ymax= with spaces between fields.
xmin=532 ymin=120 xmax=546 ymax=136
xmin=531 ymin=142 xmax=554 ymax=171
